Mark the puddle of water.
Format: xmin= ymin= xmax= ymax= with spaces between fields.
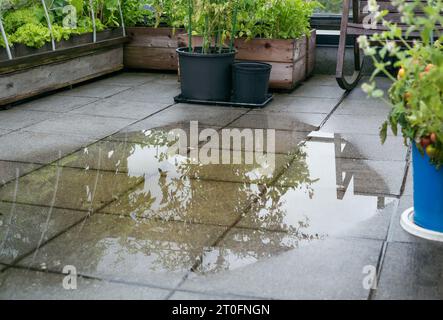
xmin=0 ymin=129 xmax=397 ymax=275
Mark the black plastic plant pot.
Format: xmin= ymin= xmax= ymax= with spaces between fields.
xmin=177 ymin=47 xmax=236 ymax=101
xmin=232 ymin=62 xmax=272 ymax=104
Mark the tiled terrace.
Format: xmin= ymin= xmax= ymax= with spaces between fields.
xmin=0 ymin=72 xmax=441 ymax=300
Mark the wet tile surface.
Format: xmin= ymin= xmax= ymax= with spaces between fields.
xmin=0 ymin=268 xmax=171 ymax=299
xmin=0 ymin=203 xmax=87 ymax=264
xmin=0 ymin=131 xmax=93 ymax=164
xmin=0 ymin=73 xmax=433 ymax=300
xmin=0 ymin=109 xmax=60 ymax=131
xmin=18 ymin=214 xmax=227 ymax=288
xmin=374 ymin=241 xmax=443 ymax=299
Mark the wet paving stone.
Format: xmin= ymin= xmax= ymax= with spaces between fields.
xmin=0 ymin=165 xmax=144 ymax=211
xmin=0 ymin=161 xmax=42 ymax=185
xmin=322 ymin=114 xmax=395 ymax=136
xmin=0 ymin=268 xmax=171 ymax=299
xmin=374 ymin=241 xmax=443 ymax=300
xmin=24 ymin=113 xmax=135 ymax=140
xmin=181 ymin=237 xmax=383 ymax=299
xmin=109 ymin=81 xmax=180 ymax=104
xmin=58 ymin=83 xmax=131 ymax=99
xmin=0 ymin=203 xmax=87 ymax=264
xmin=0 ymin=131 xmax=93 ymax=164
xmin=0 ymin=109 xmax=61 ymax=131
xmin=13 ymin=96 xmax=98 ymax=113
xmin=17 ymin=214 xmax=227 ymax=288
xmin=99 ymin=175 xmax=258 ymax=226
xmin=259 ymin=95 xmax=340 ymax=114
xmin=276 ymin=138 xmax=406 ymax=196
xmin=69 ymin=99 xmax=170 ymax=120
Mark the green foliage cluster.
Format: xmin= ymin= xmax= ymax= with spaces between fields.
xmin=0 ymin=0 xmax=119 ymax=48
xmin=359 ymin=0 xmax=443 ymax=168
xmin=122 ymin=0 xmax=319 ymax=40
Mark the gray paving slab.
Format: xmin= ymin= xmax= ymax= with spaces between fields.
xmin=374 ymin=241 xmax=443 ymax=299
xmin=262 ymin=95 xmax=340 ymax=114
xmin=109 ymin=81 xmax=180 ymax=104
xmin=0 ymin=109 xmax=60 ymax=131
xmin=0 ymin=131 xmax=93 ymax=164
xmin=0 ymin=268 xmax=171 ymax=299
xmin=24 ymin=113 xmax=135 ymax=140
xmin=335 ymin=98 xmax=392 ymax=117
xmin=0 ymin=203 xmax=88 ymax=264
xmin=17 ymin=214 xmax=227 ymax=289
xmin=69 ymin=98 xmax=170 ymax=120
xmin=321 ymin=114 xmax=396 ymax=136
xmin=0 ymin=161 xmax=42 ymax=185
xmin=58 ymin=83 xmax=131 ymax=99
xmin=289 ymin=82 xmax=346 ymax=99
xmin=13 ymin=95 xmax=98 ymax=113
xmin=230 ymin=112 xmax=326 ymax=132
xmin=180 ymin=237 xmax=383 ymax=299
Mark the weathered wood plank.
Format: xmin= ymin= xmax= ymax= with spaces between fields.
xmin=0 ymin=47 xmax=124 ymax=106
xmin=124 ymin=46 xmax=178 ymax=70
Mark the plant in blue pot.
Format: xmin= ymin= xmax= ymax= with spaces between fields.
xmin=358 ymin=0 xmax=443 ymax=239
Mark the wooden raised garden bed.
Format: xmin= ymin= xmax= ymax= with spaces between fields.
xmin=123 ymin=27 xmax=185 ymax=71
xmin=0 ymin=29 xmax=128 ymax=106
xmin=177 ymin=29 xmax=317 ymax=90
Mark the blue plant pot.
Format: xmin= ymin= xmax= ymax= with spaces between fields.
xmin=412 ymin=143 xmax=443 ymax=232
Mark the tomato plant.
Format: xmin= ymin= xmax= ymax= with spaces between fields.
xmin=359 ymin=0 xmax=443 ymax=168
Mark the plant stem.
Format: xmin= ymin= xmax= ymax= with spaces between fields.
xmin=188 ymin=0 xmax=192 ymax=52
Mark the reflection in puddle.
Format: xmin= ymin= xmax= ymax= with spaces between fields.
xmin=0 ymin=128 xmax=396 ymax=276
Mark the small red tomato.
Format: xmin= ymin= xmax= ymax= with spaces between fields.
xmin=425 ymin=64 xmax=435 ymax=72
xmin=421 ymin=136 xmax=431 ymax=148
xmin=430 ymin=132 xmax=438 ymax=143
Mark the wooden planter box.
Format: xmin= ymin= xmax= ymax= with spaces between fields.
xmin=177 ymin=30 xmax=316 ymax=90
xmin=124 ymin=27 xmax=185 ymax=71
xmin=0 ymin=34 xmax=128 ymax=106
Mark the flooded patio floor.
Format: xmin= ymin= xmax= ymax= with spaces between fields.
xmin=0 ymin=72 xmax=442 ymax=300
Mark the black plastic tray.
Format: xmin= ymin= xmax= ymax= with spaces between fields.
xmin=174 ymin=94 xmax=273 ymax=108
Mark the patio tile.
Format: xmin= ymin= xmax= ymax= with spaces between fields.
xmin=312 ymin=132 xmax=409 ymax=161
xmin=335 ymin=98 xmax=392 ymax=117
xmin=263 ymin=95 xmax=340 ymax=114
xmin=0 ymin=129 xmax=11 ymax=136
xmin=110 ymin=81 xmax=180 ymax=103
xmin=346 ymin=78 xmax=391 ymax=100
xmin=385 ymin=195 xmax=433 ymax=245
xmin=0 ymin=203 xmax=87 ymax=264
xmin=58 ymin=83 xmax=131 ymax=99
xmin=289 ymin=82 xmax=345 ymax=99
xmin=0 ymin=161 xmax=42 ymax=185
xmin=403 ymin=165 xmax=413 ymax=196
xmin=169 ymin=290 xmax=255 ymax=300
xmin=99 ymin=175 xmax=258 ymax=226
xmin=18 ymin=214 xmax=227 ymax=288
xmin=0 ymin=131 xmax=92 ymax=164
xmin=0 ymin=165 xmax=143 ymax=211
xmin=108 ymin=123 xmax=222 ymax=146
xmin=276 ymin=139 xmax=407 ymax=196
xmin=229 ymin=112 xmax=325 ymax=131
xmin=306 ymin=74 xmax=339 ymax=86
xmin=0 ymin=268 xmax=171 ymax=299
xmin=0 ymin=109 xmax=60 ymax=131
xmin=13 ymin=96 xmax=97 ymax=113
xmin=180 ymin=237 xmax=383 ymax=299
xmin=237 ymin=185 xmax=398 ymax=241
xmin=321 ymin=114 xmax=396 ymax=136
xmin=148 ymin=104 xmax=249 ymax=127
xmin=92 ymin=72 xmax=155 ymax=87
xmin=69 ymin=98 xmax=169 ymax=120
xmin=374 ymin=241 xmax=443 ymax=299
xmin=24 ymin=113 xmax=135 ymax=140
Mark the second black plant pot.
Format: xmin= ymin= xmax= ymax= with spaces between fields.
xmin=177 ymin=47 xmax=236 ymax=101
xmin=232 ymin=62 xmax=272 ymax=104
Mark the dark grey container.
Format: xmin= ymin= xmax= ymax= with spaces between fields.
xmin=177 ymin=47 xmax=236 ymax=101
xmin=232 ymin=62 xmax=272 ymax=104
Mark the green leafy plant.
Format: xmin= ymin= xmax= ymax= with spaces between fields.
xmin=359 ymin=0 xmax=443 ymax=167
xmin=10 ymin=22 xmax=51 ymax=47
xmin=237 ymin=0 xmax=321 ymax=40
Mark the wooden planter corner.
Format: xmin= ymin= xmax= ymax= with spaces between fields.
xmin=0 ymin=37 xmax=127 ymax=106
xmin=176 ymin=30 xmax=316 ymax=91
xmin=124 ymin=27 xmax=184 ymax=71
